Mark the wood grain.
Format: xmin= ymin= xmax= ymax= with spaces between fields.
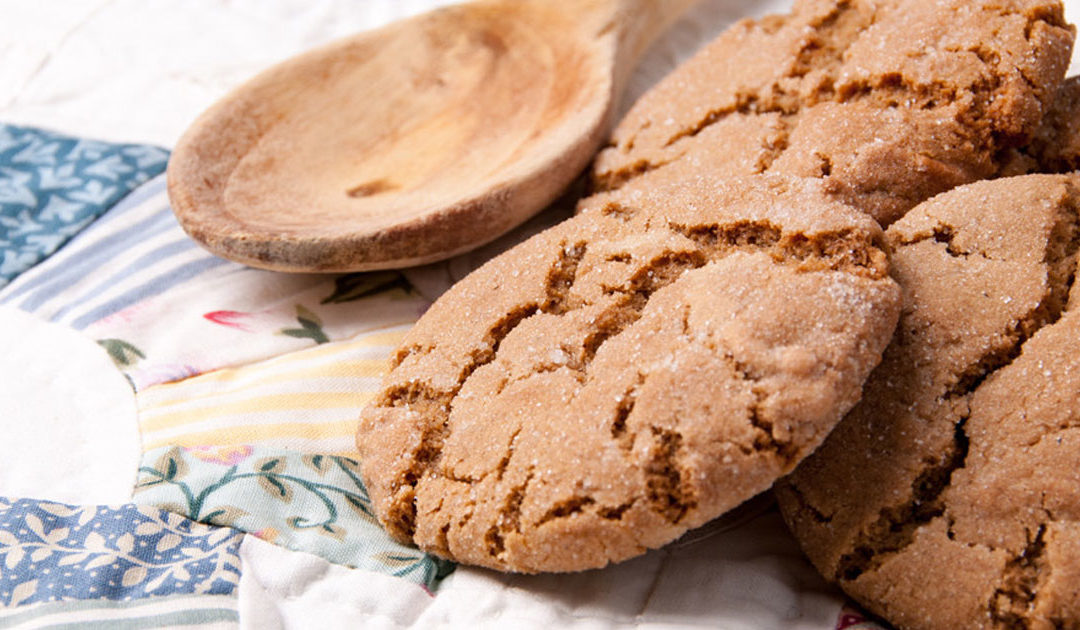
xmin=167 ymin=0 xmax=697 ymax=272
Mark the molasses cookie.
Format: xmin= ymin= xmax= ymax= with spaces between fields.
xmin=777 ymin=174 xmax=1080 ymax=629
xmin=357 ymin=175 xmax=900 ymax=572
xmin=1014 ymin=76 xmax=1080 ymax=174
xmin=592 ymin=0 xmax=1074 ymax=226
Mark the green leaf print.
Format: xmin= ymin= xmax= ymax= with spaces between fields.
xmin=202 ymin=505 xmax=248 ymax=528
xmin=256 ymin=457 xmax=284 ymax=473
xmin=258 ymin=475 xmax=293 ymax=502
xmin=155 ymin=448 xmax=187 ymax=483
xmin=373 ymin=550 xmax=454 ymax=584
xmin=134 ymin=447 xmax=456 ymax=590
xmin=302 ymin=454 xmax=329 ymax=474
xmin=343 ymin=493 xmax=376 ymax=520
xmin=279 ymin=304 xmax=329 ymax=344
xmin=321 ymin=271 xmax=415 ymax=304
xmin=97 ymin=338 xmax=145 ymax=366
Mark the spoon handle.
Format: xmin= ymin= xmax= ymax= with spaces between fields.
xmin=555 ymin=0 xmax=700 ymax=92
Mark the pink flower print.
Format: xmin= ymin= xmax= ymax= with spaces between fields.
xmin=203 ymin=310 xmax=254 ymax=331
xmin=184 ymin=444 xmax=253 ymax=466
xmin=131 ymin=363 xmax=203 ymax=390
xmin=91 ymin=299 xmax=153 ymax=328
xmin=254 ymin=527 xmax=280 ymax=543
xmin=835 ymin=604 xmax=883 ymax=629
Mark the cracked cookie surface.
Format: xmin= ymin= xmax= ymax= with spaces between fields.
xmin=776 ymin=174 xmax=1080 ymax=630
xmin=356 ymin=175 xmax=900 ymax=572
xmin=591 ymin=0 xmax=1074 ymax=226
xmin=1007 ymin=75 xmax=1080 ymax=175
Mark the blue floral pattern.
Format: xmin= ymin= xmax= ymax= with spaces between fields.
xmin=0 ymin=497 xmax=242 ymax=606
xmin=134 ymin=446 xmax=454 ymax=589
xmin=0 ymin=124 xmax=169 ymax=287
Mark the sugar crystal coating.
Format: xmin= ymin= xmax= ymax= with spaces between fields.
xmin=593 ymin=0 xmax=1074 ymax=226
xmin=358 ymin=176 xmax=900 ymax=572
xmin=777 ymin=174 xmax=1080 ymax=629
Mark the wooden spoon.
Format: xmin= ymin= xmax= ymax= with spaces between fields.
xmin=166 ymin=0 xmax=698 ymax=272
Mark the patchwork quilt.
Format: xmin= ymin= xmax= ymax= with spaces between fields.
xmin=4 ymin=0 xmax=1076 ymax=627
xmin=0 ymin=122 xmax=868 ymax=628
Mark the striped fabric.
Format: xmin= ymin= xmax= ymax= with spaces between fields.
xmin=0 ymin=175 xmax=430 ymax=390
xmin=0 ymin=164 xmax=454 ymax=590
xmin=0 ymin=134 xmax=463 ymax=605
xmin=0 ymin=176 xmax=234 ymax=329
xmin=136 ymin=326 xmax=409 ymax=455
xmin=0 ymin=594 xmax=237 ymax=629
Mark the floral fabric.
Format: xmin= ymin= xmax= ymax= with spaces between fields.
xmin=0 ymin=176 xmax=430 ymax=391
xmin=0 ymin=116 xmax=863 ymax=627
xmin=0 ymin=124 xmax=168 ymax=287
xmin=134 ymin=446 xmax=452 ymax=590
xmin=835 ymin=605 xmax=888 ymax=629
xmin=0 ymin=497 xmax=242 ymax=606
xmin=0 ymin=139 xmax=458 ymax=604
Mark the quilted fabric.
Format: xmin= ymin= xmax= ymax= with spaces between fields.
xmin=0 ymin=498 xmax=242 ymax=605
xmin=0 ymin=133 xmax=461 ymax=628
xmin=0 ymin=170 xmax=458 ymax=596
xmin=0 ymin=124 xmax=167 ymax=287
xmin=0 ymin=131 xmax=868 ymax=626
xmin=134 ymin=446 xmax=453 ymax=587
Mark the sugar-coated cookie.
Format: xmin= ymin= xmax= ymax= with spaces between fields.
xmin=777 ymin=174 xmax=1080 ymax=629
xmin=1011 ymin=76 xmax=1080 ymax=174
xmin=357 ymin=176 xmax=900 ymax=572
xmin=593 ymin=0 xmax=1075 ymax=226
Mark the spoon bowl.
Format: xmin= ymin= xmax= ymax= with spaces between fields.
xmin=167 ymin=0 xmax=696 ymax=272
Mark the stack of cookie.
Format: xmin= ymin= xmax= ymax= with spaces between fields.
xmin=357 ymin=1 xmax=1080 ymax=627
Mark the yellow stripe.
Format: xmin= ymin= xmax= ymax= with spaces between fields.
xmin=135 ymin=326 xmax=410 ymax=455
xmin=346 ymin=326 xmax=411 ymax=346
xmin=141 ymin=419 xmax=362 ymax=455
xmin=168 ymin=348 xmax=391 ymax=386
xmin=165 ymin=327 xmax=408 ymax=386
xmin=140 ymin=391 xmax=375 ymax=432
xmin=139 ymin=359 xmax=389 ymax=412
